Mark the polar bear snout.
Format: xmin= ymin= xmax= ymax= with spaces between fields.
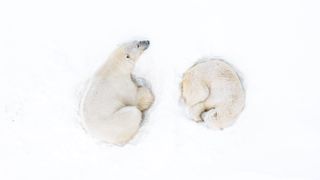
xmin=138 ymin=40 xmax=150 ymax=50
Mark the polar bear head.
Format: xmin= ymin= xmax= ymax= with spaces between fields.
xmin=98 ymin=40 xmax=150 ymax=75
xmin=115 ymin=40 xmax=150 ymax=63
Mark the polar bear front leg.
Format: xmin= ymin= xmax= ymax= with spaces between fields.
xmin=189 ymin=102 xmax=206 ymax=122
xmin=108 ymin=106 xmax=142 ymax=145
xmin=137 ymin=87 xmax=154 ymax=111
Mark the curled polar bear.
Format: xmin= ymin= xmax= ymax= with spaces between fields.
xmin=181 ymin=59 xmax=245 ymax=130
xmin=82 ymin=40 xmax=154 ymax=145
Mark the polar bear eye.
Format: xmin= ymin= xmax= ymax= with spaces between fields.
xmin=126 ymin=55 xmax=130 ymax=59
xmin=137 ymin=44 xmax=140 ymax=48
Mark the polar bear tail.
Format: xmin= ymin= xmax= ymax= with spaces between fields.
xmin=88 ymin=106 xmax=142 ymax=145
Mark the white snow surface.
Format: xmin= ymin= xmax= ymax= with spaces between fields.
xmin=1 ymin=0 xmax=320 ymax=179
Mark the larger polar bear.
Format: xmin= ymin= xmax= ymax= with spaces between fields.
xmin=181 ymin=59 xmax=245 ymax=130
xmin=82 ymin=40 xmax=154 ymax=145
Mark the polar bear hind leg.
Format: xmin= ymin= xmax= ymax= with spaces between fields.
xmin=182 ymin=79 xmax=210 ymax=122
xmin=94 ymin=106 xmax=142 ymax=145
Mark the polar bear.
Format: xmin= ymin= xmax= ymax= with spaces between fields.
xmin=81 ymin=40 xmax=154 ymax=145
xmin=181 ymin=59 xmax=245 ymax=130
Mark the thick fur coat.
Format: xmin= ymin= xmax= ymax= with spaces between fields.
xmin=181 ymin=59 xmax=245 ymax=129
xmin=82 ymin=41 xmax=154 ymax=145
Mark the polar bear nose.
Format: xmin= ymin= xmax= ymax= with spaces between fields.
xmin=138 ymin=40 xmax=150 ymax=50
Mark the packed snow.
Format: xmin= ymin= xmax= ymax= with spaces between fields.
xmin=1 ymin=0 xmax=320 ymax=179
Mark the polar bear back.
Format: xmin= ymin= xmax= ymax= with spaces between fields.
xmin=82 ymin=76 xmax=138 ymax=124
xmin=198 ymin=60 xmax=244 ymax=108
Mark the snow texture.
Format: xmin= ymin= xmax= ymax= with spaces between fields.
xmin=1 ymin=0 xmax=320 ymax=179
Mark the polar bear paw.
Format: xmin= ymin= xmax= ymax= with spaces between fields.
xmin=137 ymin=87 xmax=154 ymax=111
xmin=132 ymin=75 xmax=152 ymax=89
xmin=201 ymin=108 xmax=223 ymax=130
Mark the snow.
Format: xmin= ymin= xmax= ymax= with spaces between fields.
xmin=1 ymin=0 xmax=320 ymax=179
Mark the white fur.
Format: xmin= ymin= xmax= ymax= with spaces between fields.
xmin=81 ymin=41 xmax=154 ymax=145
xmin=181 ymin=59 xmax=245 ymax=130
